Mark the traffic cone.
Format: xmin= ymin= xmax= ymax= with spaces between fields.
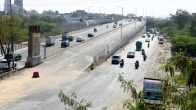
xmin=32 ymin=71 xmax=40 ymax=78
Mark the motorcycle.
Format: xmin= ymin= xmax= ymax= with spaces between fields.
xmin=135 ymin=60 xmax=139 ymax=69
xmin=120 ymin=59 xmax=124 ymax=68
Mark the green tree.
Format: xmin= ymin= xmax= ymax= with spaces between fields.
xmin=171 ymin=9 xmax=191 ymax=30
xmin=190 ymin=13 xmax=196 ymax=37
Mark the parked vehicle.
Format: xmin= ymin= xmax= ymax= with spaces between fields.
xmin=14 ymin=54 xmax=22 ymax=61
xmin=0 ymin=61 xmax=11 ymax=72
xmin=0 ymin=60 xmax=16 ymax=72
xmin=127 ymin=52 xmax=135 ymax=58
xmin=111 ymin=56 xmax=121 ymax=65
xmin=136 ymin=41 xmax=142 ymax=51
xmin=143 ymin=78 xmax=163 ymax=105
xmin=45 ymin=36 xmax=55 ymax=47
xmin=88 ymin=33 xmax=94 ymax=38
xmin=61 ymin=40 xmax=70 ymax=48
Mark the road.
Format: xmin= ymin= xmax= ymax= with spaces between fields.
xmin=0 ymin=20 xmax=145 ymax=110
xmin=58 ymin=32 xmax=163 ymax=110
xmin=13 ymin=19 xmax=132 ymax=69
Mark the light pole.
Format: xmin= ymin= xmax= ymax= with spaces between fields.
xmin=9 ymin=0 xmax=15 ymax=69
xmin=120 ymin=7 xmax=123 ymax=43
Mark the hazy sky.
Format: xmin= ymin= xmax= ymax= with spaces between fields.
xmin=0 ymin=0 xmax=196 ymax=17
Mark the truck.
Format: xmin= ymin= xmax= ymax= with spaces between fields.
xmin=136 ymin=41 xmax=142 ymax=51
xmin=45 ymin=36 xmax=55 ymax=47
xmin=143 ymin=78 xmax=163 ymax=106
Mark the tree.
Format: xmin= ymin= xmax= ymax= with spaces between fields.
xmin=190 ymin=13 xmax=196 ymax=37
xmin=171 ymin=9 xmax=191 ymax=29
xmin=58 ymin=91 xmax=92 ymax=110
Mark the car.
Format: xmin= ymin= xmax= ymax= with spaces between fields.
xmin=158 ymin=37 xmax=164 ymax=44
xmin=14 ymin=54 xmax=22 ymax=61
xmin=45 ymin=36 xmax=55 ymax=47
xmin=61 ymin=40 xmax=70 ymax=48
xmin=127 ymin=52 xmax=135 ymax=58
xmin=88 ymin=33 xmax=94 ymax=38
xmin=67 ymin=36 xmax=74 ymax=42
xmin=76 ymin=37 xmax=85 ymax=42
xmin=113 ymin=24 xmax=117 ymax=28
xmin=111 ymin=55 xmax=121 ymax=65
xmin=142 ymin=35 xmax=146 ymax=38
xmin=145 ymin=38 xmax=150 ymax=42
xmin=0 ymin=61 xmax=12 ymax=72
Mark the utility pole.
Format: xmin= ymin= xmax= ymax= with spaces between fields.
xmin=120 ymin=7 xmax=123 ymax=43
xmin=9 ymin=0 xmax=15 ymax=69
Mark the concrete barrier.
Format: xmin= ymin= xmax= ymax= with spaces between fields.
xmin=84 ymin=22 xmax=145 ymax=70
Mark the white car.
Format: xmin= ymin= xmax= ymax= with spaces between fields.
xmin=145 ymin=38 xmax=150 ymax=42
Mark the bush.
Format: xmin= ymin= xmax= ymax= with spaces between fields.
xmin=171 ymin=36 xmax=196 ymax=57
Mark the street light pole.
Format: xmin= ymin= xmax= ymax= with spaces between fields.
xmin=9 ymin=0 xmax=15 ymax=69
xmin=120 ymin=7 xmax=123 ymax=43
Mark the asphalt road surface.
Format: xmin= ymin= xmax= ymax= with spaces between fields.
xmin=13 ymin=19 xmax=132 ymax=69
xmin=0 ymin=20 xmax=146 ymax=110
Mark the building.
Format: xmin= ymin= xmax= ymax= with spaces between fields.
xmin=4 ymin=0 xmax=11 ymax=14
xmin=14 ymin=0 xmax=23 ymax=15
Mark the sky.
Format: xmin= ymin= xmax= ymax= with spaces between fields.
xmin=0 ymin=0 xmax=196 ymax=17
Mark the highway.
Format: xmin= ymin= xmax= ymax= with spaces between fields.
xmin=13 ymin=19 xmax=131 ymax=69
xmin=0 ymin=20 xmax=148 ymax=110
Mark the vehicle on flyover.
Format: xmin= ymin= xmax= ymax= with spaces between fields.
xmin=136 ymin=41 xmax=142 ymax=51
xmin=88 ymin=33 xmax=94 ymax=38
xmin=111 ymin=55 xmax=121 ymax=65
xmin=45 ymin=36 xmax=55 ymax=47
xmin=76 ymin=37 xmax=85 ymax=42
xmin=127 ymin=52 xmax=135 ymax=58
xmin=61 ymin=40 xmax=70 ymax=48
xmin=158 ymin=36 xmax=164 ymax=44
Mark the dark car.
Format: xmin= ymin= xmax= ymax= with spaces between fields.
xmin=67 ymin=36 xmax=74 ymax=42
xmin=61 ymin=40 xmax=70 ymax=48
xmin=88 ymin=33 xmax=94 ymax=38
xmin=127 ymin=52 xmax=135 ymax=58
xmin=111 ymin=56 xmax=121 ymax=65
xmin=14 ymin=54 xmax=22 ymax=61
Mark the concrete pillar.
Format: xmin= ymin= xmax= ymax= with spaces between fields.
xmin=26 ymin=25 xmax=41 ymax=67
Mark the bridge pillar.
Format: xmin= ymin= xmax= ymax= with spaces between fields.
xmin=26 ymin=25 xmax=41 ymax=67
